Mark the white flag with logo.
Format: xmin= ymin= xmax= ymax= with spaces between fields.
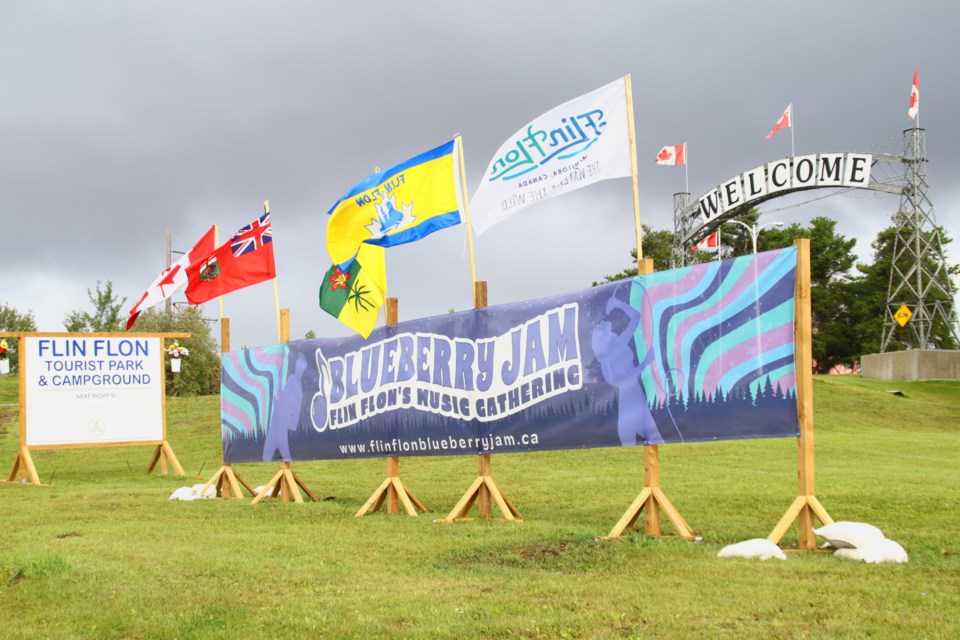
xmin=469 ymin=77 xmax=632 ymax=235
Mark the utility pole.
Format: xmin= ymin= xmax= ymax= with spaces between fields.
xmin=165 ymin=228 xmax=173 ymax=314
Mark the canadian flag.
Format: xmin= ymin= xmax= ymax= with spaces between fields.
xmin=691 ymin=230 xmax=719 ymax=252
xmin=655 ymin=143 xmax=686 ymax=166
xmin=908 ymin=67 xmax=919 ymax=119
xmin=765 ymin=103 xmax=792 ymax=140
xmin=126 ymin=226 xmax=216 ymax=330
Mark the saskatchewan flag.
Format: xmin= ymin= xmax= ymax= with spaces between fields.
xmin=319 ymin=244 xmax=386 ymax=338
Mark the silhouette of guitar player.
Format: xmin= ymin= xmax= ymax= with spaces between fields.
xmin=591 ymin=283 xmax=663 ymax=445
xmin=262 ymin=351 xmax=308 ymax=462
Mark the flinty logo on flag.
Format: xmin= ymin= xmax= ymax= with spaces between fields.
xmin=486 ymin=111 xmax=610 ymax=182
xmin=199 ymin=256 xmax=220 ymax=282
xmin=231 ymin=212 xmax=272 ymax=257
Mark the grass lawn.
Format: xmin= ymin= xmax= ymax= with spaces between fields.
xmin=1 ymin=374 xmax=958 ymax=639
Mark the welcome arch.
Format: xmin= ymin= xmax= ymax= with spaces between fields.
xmin=672 ymin=128 xmax=960 ymax=352
xmin=673 ymin=150 xmax=905 ymax=260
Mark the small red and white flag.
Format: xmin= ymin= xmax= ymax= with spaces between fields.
xmin=765 ymin=103 xmax=792 ymax=140
xmin=908 ymin=67 xmax=919 ymax=120
xmin=691 ymin=230 xmax=719 ymax=252
xmin=655 ymin=143 xmax=686 ymax=166
xmin=126 ymin=226 xmax=216 ymax=330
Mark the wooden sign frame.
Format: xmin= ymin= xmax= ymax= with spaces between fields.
xmin=3 ymin=331 xmax=188 ymax=486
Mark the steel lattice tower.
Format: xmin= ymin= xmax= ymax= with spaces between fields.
xmin=880 ymin=127 xmax=960 ymax=351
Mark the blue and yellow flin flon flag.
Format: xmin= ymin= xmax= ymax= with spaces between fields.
xmin=326 ymin=139 xmax=461 ymax=266
xmin=319 ymin=244 xmax=387 ymax=339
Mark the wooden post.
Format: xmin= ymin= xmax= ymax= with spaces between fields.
xmin=441 ymin=281 xmax=522 ymax=522
xmin=356 ymin=298 xmax=428 ymax=517
xmin=603 ymin=259 xmax=695 ymax=541
xmin=767 ymin=239 xmax=833 ymax=548
xmin=200 ymin=316 xmax=256 ymax=499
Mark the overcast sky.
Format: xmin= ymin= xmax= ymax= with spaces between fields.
xmin=2 ymin=1 xmax=958 ymax=348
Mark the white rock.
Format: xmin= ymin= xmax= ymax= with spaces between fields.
xmin=834 ymin=539 xmax=908 ymax=564
xmin=814 ymin=521 xmax=885 ymax=549
xmin=717 ymin=538 xmax=787 ymax=560
xmin=169 ymin=486 xmax=197 ymax=501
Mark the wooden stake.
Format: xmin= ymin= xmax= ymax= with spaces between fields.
xmin=356 ymin=298 xmax=428 ymax=517
xmin=440 ymin=281 xmax=522 ymax=523
xmin=603 ymin=259 xmax=695 ymax=541
xmin=767 ymin=239 xmax=833 ymax=549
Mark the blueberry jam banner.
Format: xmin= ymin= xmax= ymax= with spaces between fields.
xmin=221 ymin=247 xmax=799 ymax=463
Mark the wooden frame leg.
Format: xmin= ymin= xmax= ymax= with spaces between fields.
xmin=146 ymin=440 xmax=186 ymax=476
xmin=5 ymin=446 xmax=42 ymax=486
xmin=603 ymin=445 xmax=695 ymax=541
xmin=439 ymin=455 xmax=522 ymax=523
xmin=767 ymin=495 xmax=834 ymax=549
xmin=200 ymin=464 xmax=256 ymax=499
xmin=250 ymin=462 xmax=318 ymax=505
xmin=356 ymin=457 xmax=429 ymax=517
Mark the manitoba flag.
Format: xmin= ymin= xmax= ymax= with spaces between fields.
xmin=655 ymin=143 xmax=686 ymax=166
xmin=908 ymin=67 xmax=919 ymax=119
xmin=691 ymin=230 xmax=719 ymax=252
xmin=185 ymin=212 xmax=276 ymax=304
xmin=765 ymin=104 xmax=792 ymax=140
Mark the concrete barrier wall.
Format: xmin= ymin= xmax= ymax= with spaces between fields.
xmin=861 ymin=350 xmax=960 ymax=380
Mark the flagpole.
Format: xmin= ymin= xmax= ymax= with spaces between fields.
xmin=264 ymin=200 xmax=281 ymax=343
xmin=624 ymin=74 xmax=643 ymax=261
xmin=455 ymin=134 xmax=478 ymax=287
xmin=791 ymin=104 xmax=796 ymax=157
xmin=685 ymin=143 xmax=690 ymax=195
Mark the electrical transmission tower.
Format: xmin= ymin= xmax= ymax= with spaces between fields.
xmin=880 ymin=127 xmax=960 ymax=351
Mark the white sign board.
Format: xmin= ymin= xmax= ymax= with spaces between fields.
xmin=24 ymin=336 xmax=163 ymax=447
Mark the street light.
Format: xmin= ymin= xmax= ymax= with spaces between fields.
xmin=723 ymin=219 xmax=785 ymax=254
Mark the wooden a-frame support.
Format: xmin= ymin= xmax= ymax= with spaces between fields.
xmin=250 ymin=461 xmax=318 ymax=504
xmin=146 ymin=440 xmax=186 ymax=476
xmin=7 ymin=446 xmax=42 ymax=486
xmin=767 ymin=239 xmax=834 ymax=549
xmin=200 ymin=463 xmax=257 ymax=499
xmin=440 ymin=282 xmax=522 ymax=523
xmin=441 ymin=452 xmax=521 ymax=522
xmin=603 ymin=259 xmax=694 ymax=541
xmin=356 ymin=298 xmax=429 ymax=517
xmin=356 ymin=456 xmax=429 ymax=516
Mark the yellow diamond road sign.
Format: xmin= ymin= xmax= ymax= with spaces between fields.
xmin=894 ymin=304 xmax=913 ymax=327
